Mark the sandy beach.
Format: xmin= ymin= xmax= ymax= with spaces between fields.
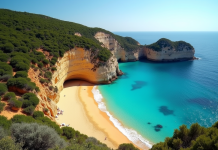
xmin=56 ymin=80 xmax=149 ymax=149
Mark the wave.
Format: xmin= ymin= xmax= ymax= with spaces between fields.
xmin=92 ymin=86 xmax=153 ymax=149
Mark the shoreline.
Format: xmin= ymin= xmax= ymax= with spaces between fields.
xmin=56 ymin=80 xmax=151 ymax=149
xmin=92 ymin=86 xmax=153 ymax=149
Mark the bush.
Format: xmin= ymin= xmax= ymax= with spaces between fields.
xmin=40 ymin=78 xmax=46 ymax=83
xmin=118 ymin=143 xmax=139 ymax=150
xmin=38 ymin=62 xmax=43 ymax=68
xmin=0 ymin=127 xmax=6 ymax=140
xmin=3 ymin=43 xmax=14 ymax=53
xmin=23 ymin=105 xmax=35 ymax=115
xmin=0 ymin=115 xmax=11 ymax=129
xmin=42 ymin=59 xmax=49 ymax=64
xmin=51 ymin=67 xmax=57 ymax=71
xmin=0 ymin=53 xmax=9 ymax=62
xmin=0 ymin=136 xmax=23 ymax=150
xmin=18 ymin=46 xmax=28 ymax=53
xmin=6 ymin=77 xmax=36 ymax=91
xmin=98 ymin=49 xmax=112 ymax=62
xmin=22 ymin=93 xmax=39 ymax=108
xmin=9 ymin=98 xmax=22 ymax=108
xmin=0 ymin=102 xmax=5 ymax=113
xmin=31 ymin=58 xmax=38 ymax=64
xmin=43 ymin=107 xmax=49 ymax=112
xmin=0 ymin=83 xmax=8 ymax=96
xmin=35 ymin=87 xmax=40 ymax=92
xmin=15 ymin=62 xmax=30 ymax=71
xmin=4 ymin=92 xmax=16 ymax=100
xmin=54 ymin=86 xmax=58 ymax=93
xmin=11 ymin=115 xmax=35 ymax=123
xmin=10 ymin=123 xmax=67 ymax=149
xmin=44 ymin=71 xmax=52 ymax=79
xmin=33 ymin=111 xmax=44 ymax=118
xmin=14 ymin=71 xmax=28 ymax=78
xmin=0 ymin=74 xmax=12 ymax=81
xmin=35 ymin=116 xmax=62 ymax=135
xmin=0 ymin=62 xmax=13 ymax=76
xmin=62 ymin=127 xmax=76 ymax=139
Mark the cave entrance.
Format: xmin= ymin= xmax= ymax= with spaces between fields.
xmin=63 ymin=79 xmax=94 ymax=89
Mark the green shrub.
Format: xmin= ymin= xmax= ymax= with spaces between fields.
xmin=6 ymin=77 xmax=36 ymax=91
xmin=0 ymin=115 xmax=11 ymax=129
xmin=0 ymin=74 xmax=12 ymax=81
xmin=51 ymin=67 xmax=57 ymax=71
xmin=11 ymin=115 xmax=35 ymax=123
xmin=31 ymin=58 xmax=38 ymax=64
xmin=0 ymin=136 xmax=23 ymax=150
xmin=0 ymin=62 xmax=13 ymax=76
xmin=0 ymin=53 xmax=9 ymax=62
xmin=10 ymin=56 xmax=30 ymax=68
xmin=118 ymin=143 xmax=139 ymax=150
xmin=3 ymin=92 xmax=16 ymax=100
xmin=23 ymin=105 xmax=35 ymax=115
xmin=18 ymin=46 xmax=28 ymax=53
xmin=0 ymin=83 xmax=8 ymax=96
xmin=0 ymin=102 xmax=5 ymax=113
xmin=35 ymin=116 xmax=62 ymax=135
xmin=38 ymin=62 xmax=43 ymax=68
xmin=44 ymin=71 xmax=52 ymax=79
xmin=33 ymin=111 xmax=44 ymax=118
xmin=42 ymin=59 xmax=49 ymax=64
xmin=98 ymin=49 xmax=111 ymax=62
xmin=54 ymin=86 xmax=58 ymax=93
xmin=9 ymin=98 xmax=22 ymax=108
xmin=0 ymin=127 xmax=6 ymax=140
xmin=62 ymin=127 xmax=76 ymax=139
xmin=35 ymin=87 xmax=40 ymax=92
xmin=49 ymin=86 xmax=54 ymax=90
xmin=43 ymin=107 xmax=49 ymax=112
xmin=22 ymin=93 xmax=39 ymax=108
xmin=10 ymin=123 xmax=67 ymax=149
xmin=2 ymin=43 xmax=14 ymax=53
xmin=15 ymin=62 xmax=30 ymax=71
xmin=14 ymin=71 xmax=28 ymax=78
xmin=40 ymin=78 xmax=45 ymax=83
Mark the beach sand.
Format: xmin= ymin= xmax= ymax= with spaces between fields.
xmin=56 ymin=80 xmax=149 ymax=149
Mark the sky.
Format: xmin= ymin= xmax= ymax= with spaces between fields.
xmin=1 ymin=0 xmax=218 ymax=31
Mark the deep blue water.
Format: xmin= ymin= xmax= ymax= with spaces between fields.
xmin=98 ymin=32 xmax=218 ymax=143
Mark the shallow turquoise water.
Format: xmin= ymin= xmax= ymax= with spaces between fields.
xmin=98 ymin=32 xmax=218 ymax=143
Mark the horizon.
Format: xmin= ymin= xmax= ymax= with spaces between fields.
xmin=1 ymin=0 xmax=218 ymax=32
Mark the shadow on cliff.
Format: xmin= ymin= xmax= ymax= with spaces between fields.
xmin=64 ymin=79 xmax=94 ymax=88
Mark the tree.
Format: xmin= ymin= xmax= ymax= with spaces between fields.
xmin=33 ymin=111 xmax=44 ymax=118
xmin=14 ymin=71 xmax=28 ymax=78
xmin=3 ymin=43 xmax=14 ymax=53
xmin=62 ymin=127 xmax=76 ymax=139
xmin=10 ymin=123 xmax=67 ymax=149
xmin=118 ymin=143 xmax=139 ymax=150
xmin=0 ymin=83 xmax=8 ymax=95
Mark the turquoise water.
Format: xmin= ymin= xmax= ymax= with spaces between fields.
xmin=98 ymin=32 xmax=218 ymax=143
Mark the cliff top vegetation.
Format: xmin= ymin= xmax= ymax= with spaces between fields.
xmin=146 ymin=38 xmax=194 ymax=52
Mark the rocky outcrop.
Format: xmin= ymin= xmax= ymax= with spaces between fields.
xmin=30 ymin=47 xmax=121 ymax=119
xmin=143 ymin=38 xmax=195 ymax=61
xmin=94 ymin=32 xmax=141 ymax=62
xmin=144 ymin=47 xmax=195 ymax=61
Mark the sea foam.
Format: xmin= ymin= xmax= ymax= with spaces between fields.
xmin=92 ymin=86 xmax=153 ymax=149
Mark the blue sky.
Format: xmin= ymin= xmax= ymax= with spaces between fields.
xmin=1 ymin=0 xmax=218 ymax=31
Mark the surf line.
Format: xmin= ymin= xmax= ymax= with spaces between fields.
xmin=92 ymin=86 xmax=153 ymax=149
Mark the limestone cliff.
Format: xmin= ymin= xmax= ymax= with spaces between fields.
xmin=94 ymin=32 xmax=141 ymax=62
xmin=144 ymin=38 xmax=195 ymax=61
xmin=31 ymin=47 xmax=121 ymax=119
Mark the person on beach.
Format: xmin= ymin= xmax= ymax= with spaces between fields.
xmin=105 ymin=137 xmax=107 ymax=140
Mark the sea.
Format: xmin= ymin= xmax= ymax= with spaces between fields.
xmin=92 ymin=32 xmax=218 ymax=148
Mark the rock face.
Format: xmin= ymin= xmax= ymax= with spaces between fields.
xmin=144 ymin=38 xmax=195 ymax=61
xmin=30 ymin=47 xmax=121 ymax=119
xmin=94 ymin=32 xmax=141 ymax=62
